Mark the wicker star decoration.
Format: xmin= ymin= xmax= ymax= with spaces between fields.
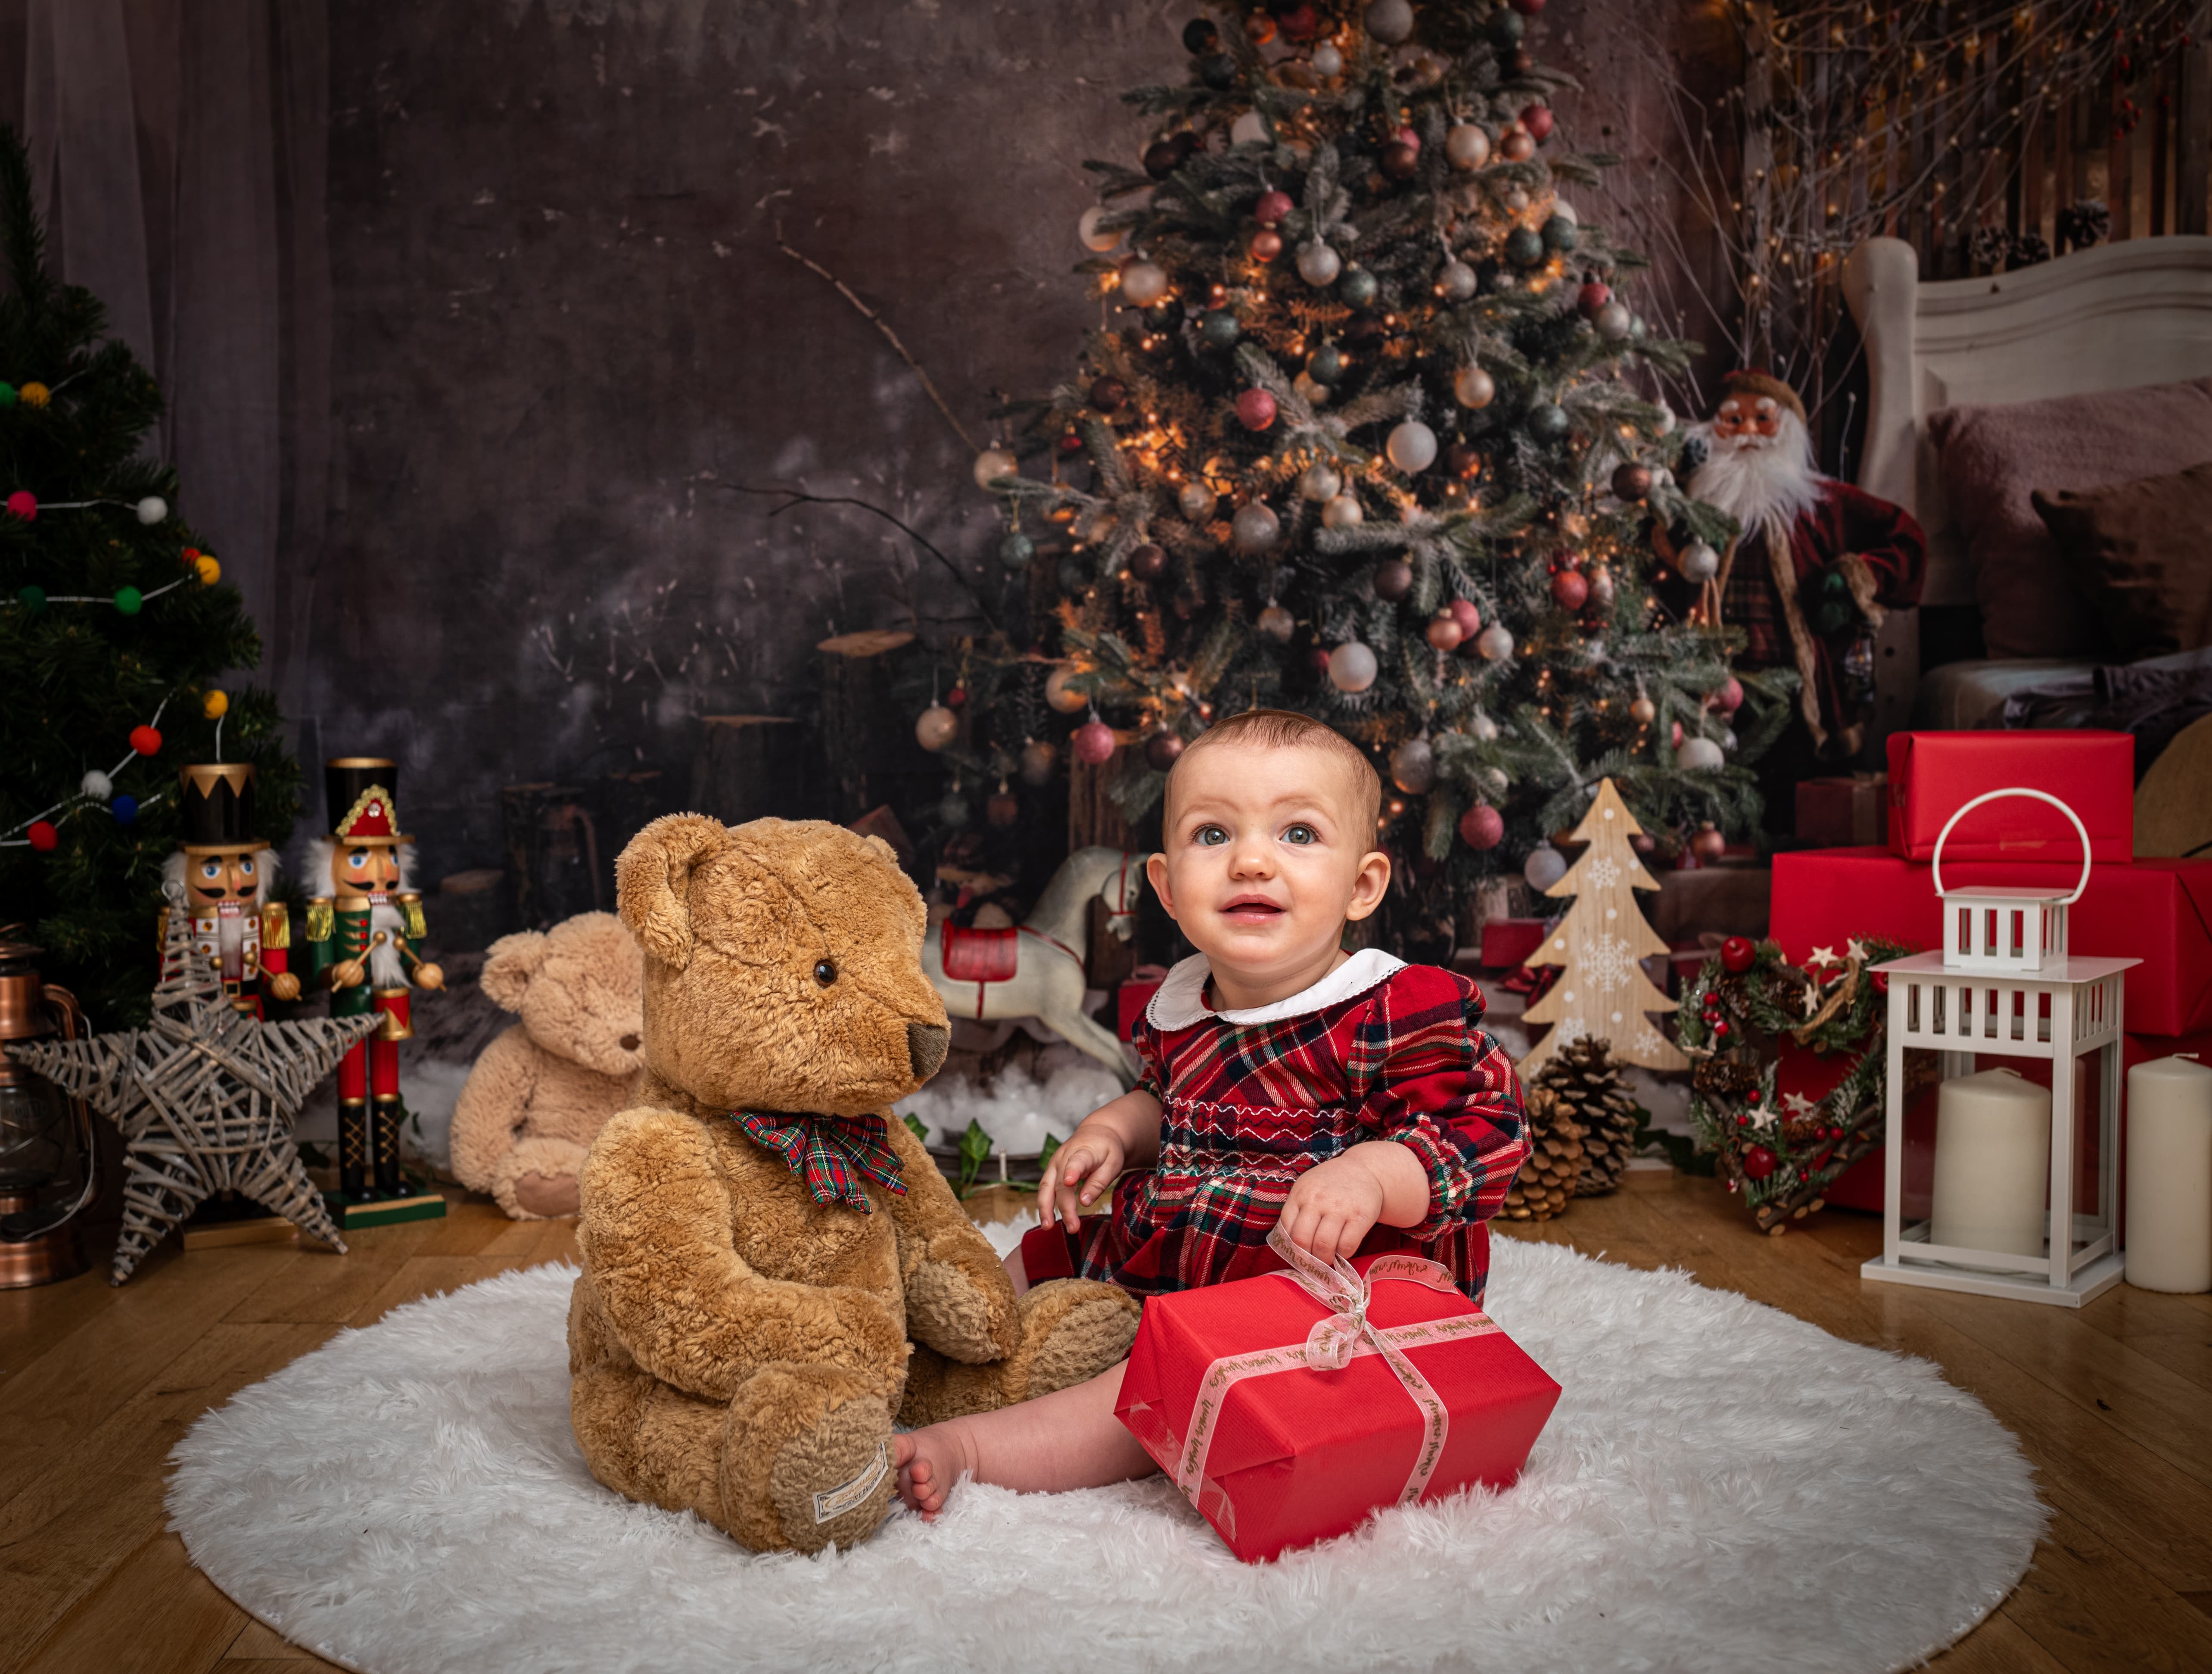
xmin=7 ymin=890 xmax=377 ymax=1283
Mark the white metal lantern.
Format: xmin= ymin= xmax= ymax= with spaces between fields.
xmin=1861 ymin=789 xmax=2135 ymax=1306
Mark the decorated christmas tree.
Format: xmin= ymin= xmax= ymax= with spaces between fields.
xmin=0 ymin=127 xmax=299 ymax=1026
xmin=935 ymin=0 xmax=1789 ymax=951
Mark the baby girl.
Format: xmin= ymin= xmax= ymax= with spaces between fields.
xmin=893 ymin=708 xmax=1529 ymax=1516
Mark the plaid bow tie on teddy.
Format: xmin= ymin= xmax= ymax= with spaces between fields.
xmin=734 ymin=1109 xmax=906 ymax=1214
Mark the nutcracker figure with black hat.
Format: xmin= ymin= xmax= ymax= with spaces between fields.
xmin=158 ymin=763 xmax=301 ymax=1017
xmin=1660 ymin=370 xmax=1928 ymax=831
xmin=303 ymin=758 xmax=445 ymax=1204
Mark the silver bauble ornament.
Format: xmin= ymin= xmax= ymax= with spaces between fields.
xmin=1179 ymin=480 xmax=1216 ymax=520
xmin=1299 ymin=461 xmax=1342 ymax=502
xmin=1723 ymin=728 xmax=1739 ymax=752
xmin=1453 ymin=365 xmax=1496 ymax=409
xmin=1019 ymin=739 xmax=1057 ymax=786
xmin=1523 ymin=842 xmax=1568 ymax=893
xmin=1484 ymin=766 xmax=1509 ymax=791
xmin=1231 ymin=109 xmax=1268 ymax=147
xmin=1231 ymin=502 xmax=1282 ymax=552
xmin=1045 ymin=666 xmax=1090 ymax=714
xmin=1653 ymin=399 xmax=1676 ymax=436
xmin=1326 ymin=641 xmax=1379 ymax=693
xmin=135 ymin=496 xmax=168 ymax=526
xmin=1470 ymin=710 xmax=1499 ymax=742
xmin=972 ymin=447 xmax=1017 ymax=490
xmin=1588 ymin=564 xmax=1615 ymax=609
xmin=1364 ymin=0 xmax=1415 ymax=45
xmin=1675 ymin=736 xmax=1726 ymax=772
xmin=1436 ymin=259 xmax=1478 ymax=302
xmin=1594 ymin=299 xmax=1634 ymax=341
xmin=1444 ymin=123 xmax=1490 ymax=171
xmin=1388 ymin=736 xmax=1435 ymax=794
xmin=1321 ymin=493 xmax=1363 ymax=529
xmin=1296 ymin=241 xmax=1343 ymax=287
xmin=1550 ymin=199 xmax=1579 ymax=226
xmin=915 ymin=705 xmax=959 ymax=751
xmin=1257 ymin=602 xmax=1296 ymax=642
xmin=1077 ymin=206 xmax=1121 ymax=252
xmin=1120 ymin=260 xmax=1169 ymax=306
xmin=1680 ymin=539 xmax=1720 ymax=583
xmin=1310 ymin=42 xmax=1343 ymax=77
xmin=1475 ymin=623 xmax=1515 ymax=661
xmin=80 ymin=769 xmax=113 ymax=801
xmin=1386 ymin=420 xmax=1438 ymax=474
xmin=1503 ymin=185 xmax=1531 ymax=212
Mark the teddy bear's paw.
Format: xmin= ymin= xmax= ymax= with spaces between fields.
xmin=1019 ymin=1279 xmax=1142 ymax=1400
xmin=512 ymin=1170 xmax=582 ymax=1218
xmin=723 ymin=1362 xmax=896 ymax=1554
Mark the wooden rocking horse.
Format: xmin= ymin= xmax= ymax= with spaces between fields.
xmin=922 ymin=846 xmax=1152 ymax=1085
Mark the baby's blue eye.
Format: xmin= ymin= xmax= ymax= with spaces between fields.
xmin=1284 ymin=824 xmax=1317 ymax=845
xmin=1195 ymin=825 xmax=1229 ymax=846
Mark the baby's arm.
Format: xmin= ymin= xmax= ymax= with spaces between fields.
xmin=1035 ymin=1087 xmax=1163 ymax=1232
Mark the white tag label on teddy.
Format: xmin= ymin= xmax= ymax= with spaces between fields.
xmin=812 ymin=1440 xmax=890 ymax=1524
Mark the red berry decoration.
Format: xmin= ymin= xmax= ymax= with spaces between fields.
xmin=129 ymin=724 xmax=162 ymax=756
xmin=1249 ymin=228 xmax=1285 ymax=262
xmin=26 ymin=820 xmax=58 ymax=852
xmin=1549 ymin=568 xmax=1589 ymax=611
xmin=1073 ymin=718 xmax=1117 ymax=765
xmin=1058 ymin=430 xmax=1086 ymax=457
xmin=1720 ymin=935 xmax=1756 ymax=974
xmin=1447 ymin=598 xmax=1481 ymax=638
xmin=1254 ymin=188 xmax=1294 ymax=227
xmin=5 ymin=490 xmax=34 ymax=521
xmin=1711 ymin=1019 xmax=1731 ymax=1039
xmin=1089 ymin=376 xmax=1129 ymax=412
xmin=1742 ymin=1145 xmax=1776 ymax=1181
xmin=1235 ymin=388 xmax=1278 ymax=431
xmin=1746 ymin=1087 xmax=1763 ymax=1105
xmin=1457 ymin=804 xmax=1505 ymax=850
xmin=1521 ymin=104 xmax=1555 ymax=142
xmin=1577 ymin=280 xmax=1612 ymax=318
xmin=946 ymin=686 xmax=968 ymax=708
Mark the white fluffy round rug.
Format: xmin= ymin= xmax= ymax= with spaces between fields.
xmin=168 ymin=1223 xmax=2044 ymax=1674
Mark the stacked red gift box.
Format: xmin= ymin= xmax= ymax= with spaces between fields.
xmin=1772 ymin=730 xmax=2212 ymax=1216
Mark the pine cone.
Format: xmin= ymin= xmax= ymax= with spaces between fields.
xmin=1532 ymin=1035 xmax=1643 ymax=1197
xmin=1502 ymin=1079 xmax=1585 ymax=1222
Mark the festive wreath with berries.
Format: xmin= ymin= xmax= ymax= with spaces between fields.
xmin=1678 ymin=933 xmax=1917 ymax=1234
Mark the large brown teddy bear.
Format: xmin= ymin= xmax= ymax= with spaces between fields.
xmin=450 ymin=912 xmax=646 ymax=1219
xmin=569 ymin=814 xmax=1140 ymax=1554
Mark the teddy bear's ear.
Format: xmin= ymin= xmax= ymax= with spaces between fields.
xmin=860 ymin=834 xmax=899 ymax=870
xmin=479 ymin=930 xmax=548 ymax=1011
xmin=616 ymin=812 xmax=730 ymax=970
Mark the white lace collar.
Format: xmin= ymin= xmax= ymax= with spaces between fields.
xmin=1145 ymin=948 xmax=1406 ymax=1030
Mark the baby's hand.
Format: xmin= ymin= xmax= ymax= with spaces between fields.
xmin=1278 ymin=1152 xmax=1388 ymax=1264
xmin=1038 ymin=1122 xmax=1126 ymax=1233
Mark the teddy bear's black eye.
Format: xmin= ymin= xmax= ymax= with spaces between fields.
xmin=814 ymin=959 xmax=837 ymax=986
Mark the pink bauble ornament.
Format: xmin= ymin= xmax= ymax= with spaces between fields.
xmin=1577 ymin=280 xmax=1612 ymax=318
xmin=1236 ymin=388 xmax=1278 ymax=431
xmin=1073 ymin=718 xmax=1117 ymax=765
xmin=1457 ymin=804 xmax=1506 ymax=850
xmin=1713 ymin=675 xmax=1745 ymax=715
xmin=5 ymin=490 xmax=35 ymax=521
xmin=1521 ymin=104 xmax=1554 ymax=142
xmin=1447 ymin=598 xmax=1481 ymax=638
xmin=1549 ymin=569 xmax=1588 ymax=611
xmin=1254 ymin=189 xmax=1294 ymax=227
xmin=1670 ymin=720 xmax=1684 ymax=748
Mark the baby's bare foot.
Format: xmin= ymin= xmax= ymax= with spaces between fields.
xmin=893 ymin=1421 xmax=977 ymax=1520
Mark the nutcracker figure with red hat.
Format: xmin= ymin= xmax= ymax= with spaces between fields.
xmin=303 ymin=758 xmax=444 ymax=1202
xmin=158 ymin=763 xmax=302 ymax=1017
xmin=1662 ymin=370 xmax=1928 ymax=824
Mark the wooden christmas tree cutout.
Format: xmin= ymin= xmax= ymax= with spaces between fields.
xmin=1518 ymin=779 xmax=1687 ymax=1074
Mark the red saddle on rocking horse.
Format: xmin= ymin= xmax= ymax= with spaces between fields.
xmin=941 ymin=923 xmax=1020 ymax=984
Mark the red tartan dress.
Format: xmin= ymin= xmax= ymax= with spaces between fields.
xmin=1026 ymin=950 xmax=1528 ymax=1303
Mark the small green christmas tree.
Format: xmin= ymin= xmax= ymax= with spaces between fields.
xmin=0 ymin=126 xmax=299 ymax=1025
xmin=932 ymin=0 xmax=1793 ymax=952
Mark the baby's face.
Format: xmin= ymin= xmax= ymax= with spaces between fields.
xmin=1145 ymin=740 xmax=1388 ymax=991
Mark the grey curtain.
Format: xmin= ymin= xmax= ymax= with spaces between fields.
xmin=0 ymin=0 xmax=329 ymax=724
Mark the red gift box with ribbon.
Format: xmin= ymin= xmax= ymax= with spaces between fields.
xmin=1114 ymin=1226 xmax=1561 ymax=1564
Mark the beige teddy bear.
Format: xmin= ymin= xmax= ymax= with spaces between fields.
xmin=568 ymin=814 xmax=1140 ymax=1553
xmin=450 ymin=912 xmax=645 ymax=1219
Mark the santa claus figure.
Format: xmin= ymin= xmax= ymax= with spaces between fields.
xmin=1669 ymin=370 xmax=1926 ymax=781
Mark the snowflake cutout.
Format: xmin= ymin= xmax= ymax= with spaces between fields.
xmin=1631 ymin=1024 xmax=1668 ymax=1059
xmin=1555 ymin=1016 xmax=1590 ymax=1047
xmin=1584 ymin=856 xmax=1621 ymax=891
xmin=1578 ymin=932 xmax=1637 ymax=994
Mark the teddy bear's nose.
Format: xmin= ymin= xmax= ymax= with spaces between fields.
xmin=907 ymin=1022 xmax=949 ymax=1081
xmin=619 ymin=1033 xmax=641 ymax=1051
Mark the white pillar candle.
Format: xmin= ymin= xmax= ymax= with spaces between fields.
xmin=1930 ymin=1068 xmax=2050 ymax=1263
xmin=2125 ymin=1055 xmax=2212 ymax=1293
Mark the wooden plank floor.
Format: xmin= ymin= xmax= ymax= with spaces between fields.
xmin=3 ymin=1179 xmax=2209 ymax=1673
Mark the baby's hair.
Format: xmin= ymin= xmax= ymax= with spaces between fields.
xmin=1166 ymin=708 xmax=1383 ymax=833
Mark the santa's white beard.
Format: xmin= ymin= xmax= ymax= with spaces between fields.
xmin=1688 ymin=412 xmax=1823 ymax=557
xmin=368 ymin=901 xmax=408 ymax=988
